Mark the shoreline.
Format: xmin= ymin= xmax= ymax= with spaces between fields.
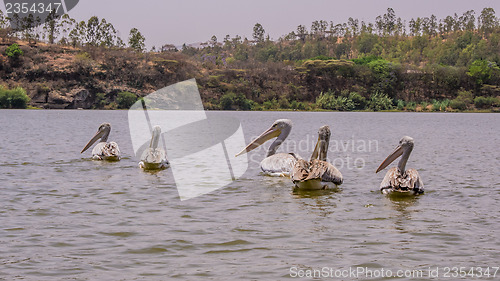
xmin=8 ymin=107 xmax=499 ymax=113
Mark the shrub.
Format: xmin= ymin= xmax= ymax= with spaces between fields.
xmin=219 ymin=92 xmax=254 ymax=110
xmin=235 ymin=94 xmax=254 ymax=110
xmin=396 ymin=100 xmax=405 ymax=110
xmin=449 ymin=99 xmax=467 ymax=110
xmin=420 ymin=101 xmax=429 ymax=111
xmin=278 ymin=97 xmax=290 ymax=109
xmin=406 ymin=101 xmax=416 ymax=111
xmin=219 ymin=92 xmax=236 ymax=110
xmin=351 ymin=55 xmax=382 ymax=65
xmin=368 ymin=92 xmax=393 ymax=111
xmin=94 ymin=92 xmax=107 ymax=109
xmin=290 ymin=100 xmax=306 ymax=110
xmin=5 ymin=43 xmax=23 ymax=59
xmin=116 ymin=91 xmax=137 ymax=109
xmin=431 ymin=99 xmax=450 ymax=111
xmin=348 ymin=92 xmax=367 ymax=110
xmin=316 ymin=90 xmax=360 ymax=111
xmin=0 ymin=86 xmax=30 ymax=109
xmin=474 ymin=96 xmax=499 ymax=109
xmin=450 ymin=90 xmax=473 ymax=110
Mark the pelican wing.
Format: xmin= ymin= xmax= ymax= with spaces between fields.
xmin=380 ymin=167 xmax=423 ymax=194
xmin=91 ymin=141 xmax=120 ymax=161
xmin=261 ymin=153 xmax=298 ymax=176
xmin=103 ymin=142 xmax=120 ymax=157
xmin=306 ymin=159 xmax=343 ymax=185
xmin=141 ymin=148 xmax=167 ymax=164
xmin=404 ymin=169 xmax=424 ymax=194
xmin=380 ymin=167 xmax=399 ymax=190
xmin=290 ymin=159 xmax=310 ymax=183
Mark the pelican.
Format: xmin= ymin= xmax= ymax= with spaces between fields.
xmin=376 ymin=136 xmax=424 ymax=195
xmin=139 ymin=125 xmax=169 ymax=170
xmin=81 ymin=123 xmax=121 ymax=161
xmin=291 ymin=125 xmax=343 ymax=190
xmin=235 ymin=119 xmax=299 ymax=176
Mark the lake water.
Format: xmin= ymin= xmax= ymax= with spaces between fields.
xmin=0 ymin=110 xmax=499 ymax=280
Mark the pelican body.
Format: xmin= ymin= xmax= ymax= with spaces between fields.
xmin=376 ymin=136 xmax=424 ymax=195
xmin=139 ymin=125 xmax=169 ymax=170
xmin=291 ymin=125 xmax=343 ymax=190
xmin=81 ymin=123 xmax=121 ymax=161
xmin=235 ymin=119 xmax=299 ymax=177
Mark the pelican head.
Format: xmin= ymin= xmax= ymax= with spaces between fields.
xmin=376 ymin=136 xmax=414 ymax=173
xmin=310 ymin=125 xmax=331 ymax=161
xmin=235 ymin=119 xmax=292 ymax=157
xmin=150 ymin=125 xmax=162 ymax=149
xmin=81 ymin=123 xmax=112 ymax=153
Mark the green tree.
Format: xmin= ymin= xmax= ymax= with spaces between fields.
xmin=116 ymin=92 xmax=137 ymax=109
xmin=210 ymin=35 xmax=218 ymax=48
xmin=296 ymin=25 xmax=307 ymax=41
xmin=478 ymin=8 xmax=498 ymax=34
xmin=43 ymin=10 xmax=59 ymax=44
xmin=128 ymin=27 xmax=146 ymax=52
xmin=85 ymin=16 xmax=100 ymax=45
xmin=460 ymin=10 xmax=476 ymax=31
xmin=252 ymin=23 xmax=265 ymax=43
xmin=467 ymin=60 xmax=499 ymax=85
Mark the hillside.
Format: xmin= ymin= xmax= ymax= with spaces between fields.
xmin=0 ymin=7 xmax=499 ymax=111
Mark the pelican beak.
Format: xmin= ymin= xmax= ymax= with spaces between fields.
xmin=150 ymin=125 xmax=162 ymax=149
xmin=235 ymin=126 xmax=281 ymax=157
xmin=376 ymin=144 xmax=403 ymax=173
xmin=310 ymin=135 xmax=321 ymax=161
xmin=81 ymin=127 xmax=105 ymax=153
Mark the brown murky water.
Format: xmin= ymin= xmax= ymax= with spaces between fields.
xmin=1 ymin=110 xmax=499 ymax=280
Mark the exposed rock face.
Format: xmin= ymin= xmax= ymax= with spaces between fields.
xmin=69 ymin=88 xmax=92 ymax=109
xmin=47 ymin=90 xmax=71 ymax=109
xmin=40 ymin=88 xmax=92 ymax=109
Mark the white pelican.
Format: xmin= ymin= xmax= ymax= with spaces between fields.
xmin=139 ymin=125 xmax=169 ymax=170
xmin=376 ymin=136 xmax=424 ymax=195
xmin=291 ymin=125 xmax=343 ymax=190
xmin=81 ymin=123 xmax=121 ymax=161
xmin=235 ymin=119 xmax=300 ymax=176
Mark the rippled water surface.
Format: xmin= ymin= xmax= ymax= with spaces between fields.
xmin=1 ymin=110 xmax=499 ymax=280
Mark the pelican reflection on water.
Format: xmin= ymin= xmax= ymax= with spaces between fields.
xmin=235 ymin=119 xmax=300 ymax=177
xmin=81 ymin=123 xmax=121 ymax=161
xmin=376 ymin=136 xmax=424 ymax=195
xmin=139 ymin=125 xmax=169 ymax=170
xmin=291 ymin=125 xmax=343 ymax=190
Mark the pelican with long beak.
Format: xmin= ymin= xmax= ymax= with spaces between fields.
xmin=235 ymin=119 xmax=299 ymax=177
xmin=139 ymin=125 xmax=169 ymax=170
xmin=376 ymin=136 xmax=424 ymax=195
xmin=81 ymin=123 xmax=121 ymax=161
xmin=291 ymin=125 xmax=343 ymax=190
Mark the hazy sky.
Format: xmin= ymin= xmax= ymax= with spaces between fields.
xmin=4 ymin=0 xmax=500 ymax=48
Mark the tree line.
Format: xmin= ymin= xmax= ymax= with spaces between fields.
xmin=0 ymin=10 xmax=146 ymax=51
xmin=0 ymin=7 xmax=498 ymax=111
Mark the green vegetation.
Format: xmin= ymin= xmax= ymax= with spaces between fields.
xmin=450 ymin=90 xmax=474 ymax=110
xmin=0 ymin=86 xmax=30 ymax=108
xmin=0 ymin=7 xmax=499 ymax=111
xmin=128 ymin=28 xmax=146 ymax=52
xmin=116 ymin=91 xmax=138 ymax=109
xmin=5 ymin=43 xmax=23 ymax=58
